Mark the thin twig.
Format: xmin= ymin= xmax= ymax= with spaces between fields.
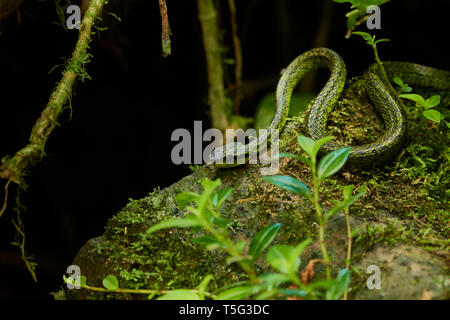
xmin=158 ymin=0 xmax=171 ymax=57
xmin=11 ymin=211 xmax=37 ymax=282
xmin=0 ymin=179 xmax=11 ymax=218
xmin=343 ymin=206 xmax=351 ymax=300
xmin=227 ymin=0 xmax=242 ymax=115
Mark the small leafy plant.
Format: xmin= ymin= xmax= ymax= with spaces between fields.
xmin=397 ymin=93 xmax=443 ymax=123
xmin=392 ymin=77 xmax=412 ymax=94
xmin=65 ymin=176 xmax=353 ymax=300
xmin=261 ymin=136 xmax=366 ymax=281
xmin=352 ymin=31 xmax=391 ymax=86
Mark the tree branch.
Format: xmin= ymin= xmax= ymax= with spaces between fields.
xmin=0 ymin=0 xmax=106 ymax=187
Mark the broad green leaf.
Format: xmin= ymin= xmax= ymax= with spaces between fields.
xmin=277 ymin=152 xmax=312 ymax=167
xmin=392 ymin=77 xmax=404 ymax=86
xmin=399 ymin=93 xmax=426 ymax=106
xmin=423 ymin=109 xmax=442 ymax=123
xmin=266 ymin=245 xmax=292 ymax=275
xmin=317 ymin=148 xmax=351 ymax=182
xmin=297 ymin=136 xmax=315 ymax=157
xmin=260 ymin=175 xmax=310 ymax=197
xmin=146 ymin=215 xmax=201 ymax=234
xmin=249 ymin=223 xmax=281 ymax=261
xmin=403 ymin=86 xmax=413 ymax=93
xmin=343 ymin=184 xmax=355 ymax=200
xmin=266 ymin=239 xmax=311 ymax=277
xmin=215 ymin=286 xmax=256 ymax=300
xmin=423 ymin=95 xmax=441 ymax=109
xmin=312 ymin=136 xmax=335 ymax=159
xmin=157 ymin=290 xmax=201 ymax=300
xmin=176 ymin=192 xmax=200 ymax=210
xmin=102 ymin=275 xmax=119 ymax=291
xmin=352 ymin=31 xmax=373 ymax=45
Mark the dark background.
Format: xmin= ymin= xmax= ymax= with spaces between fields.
xmin=0 ymin=0 xmax=448 ymax=299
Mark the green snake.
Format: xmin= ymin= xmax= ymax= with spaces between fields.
xmin=211 ymin=48 xmax=450 ymax=167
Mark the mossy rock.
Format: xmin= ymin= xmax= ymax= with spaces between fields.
xmin=63 ymin=79 xmax=449 ymax=300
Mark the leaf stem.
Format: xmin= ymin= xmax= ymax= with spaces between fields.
xmin=311 ymin=161 xmax=331 ymax=280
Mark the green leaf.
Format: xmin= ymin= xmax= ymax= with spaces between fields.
xmin=198 ymin=178 xmax=222 ymax=213
xmin=375 ymin=38 xmax=390 ymax=45
xmin=79 ymin=275 xmax=87 ymax=287
xmin=102 ymin=275 xmax=119 ymax=291
xmin=392 ymin=77 xmax=404 ymax=87
xmin=423 ymin=95 xmax=441 ymax=109
xmin=312 ymin=136 xmax=335 ymax=160
xmin=260 ymin=175 xmax=310 ymax=197
xmin=211 ymin=216 xmax=229 ymax=229
xmin=257 ymin=273 xmax=291 ymax=289
xmin=249 ymin=223 xmax=281 ymax=261
xmin=236 ymin=241 xmax=247 ymax=254
xmin=212 ymin=187 xmax=233 ymax=210
xmin=266 ymin=239 xmax=311 ymax=278
xmin=277 ymin=152 xmax=312 ymax=167
xmin=423 ymin=109 xmax=442 ymax=123
xmin=352 ymin=31 xmax=373 ymax=45
xmin=343 ymin=184 xmax=355 ymax=200
xmin=176 ymin=192 xmax=199 ymax=210
xmin=266 ymin=245 xmax=293 ymax=275
xmin=282 ymin=288 xmax=308 ymax=298
xmin=215 ymin=286 xmax=256 ymax=300
xmin=317 ymin=148 xmax=351 ymax=182
xmin=226 ymin=255 xmax=249 ymax=265
xmin=157 ymin=290 xmax=201 ymax=300
xmin=297 ymin=136 xmax=315 ymax=157
xmin=292 ymin=239 xmax=312 ymax=264
xmin=146 ymin=215 xmax=201 ymax=234
xmin=399 ymin=93 xmax=426 ymax=106
xmin=403 ymin=86 xmax=413 ymax=93
xmin=326 ymin=269 xmax=351 ymax=300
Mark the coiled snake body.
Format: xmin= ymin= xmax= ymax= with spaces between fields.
xmin=211 ymin=48 xmax=450 ymax=167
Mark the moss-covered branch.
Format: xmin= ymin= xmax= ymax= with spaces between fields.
xmin=197 ymin=0 xmax=229 ymax=131
xmin=0 ymin=0 xmax=106 ymax=187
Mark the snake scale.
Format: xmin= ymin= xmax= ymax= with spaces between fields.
xmin=211 ymin=48 xmax=450 ymax=167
